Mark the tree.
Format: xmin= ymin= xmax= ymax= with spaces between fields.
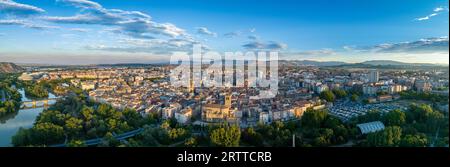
xmin=366 ymin=126 xmax=402 ymax=147
xmin=168 ymin=128 xmax=187 ymax=141
xmin=301 ymin=109 xmax=328 ymax=128
xmin=67 ymin=140 xmax=86 ymax=147
xmin=210 ymin=125 xmax=241 ymax=147
xmin=383 ymin=110 xmax=406 ymax=126
xmin=332 ymin=89 xmax=347 ymax=99
xmin=320 ymin=90 xmax=335 ymax=102
xmin=65 ymin=117 xmax=83 ymax=138
xmin=241 ymin=127 xmax=264 ymax=146
xmin=351 ymin=94 xmax=359 ymax=102
xmin=313 ymin=128 xmax=334 ymax=146
xmin=32 ymin=122 xmax=65 ymax=145
xmin=36 ymin=110 xmax=67 ymax=126
xmin=123 ymin=108 xmax=144 ymax=128
xmin=184 ymin=137 xmax=197 ymax=147
xmin=11 ymin=128 xmax=33 ymax=146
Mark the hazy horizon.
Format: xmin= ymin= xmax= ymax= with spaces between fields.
xmin=1 ymin=0 xmax=449 ymax=65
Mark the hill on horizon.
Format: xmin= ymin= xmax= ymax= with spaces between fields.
xmin=0 ymin=62 xmax=24 ymax=73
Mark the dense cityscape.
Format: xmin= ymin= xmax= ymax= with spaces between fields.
xmin=0 ymin=0 xmax=449 ymax=149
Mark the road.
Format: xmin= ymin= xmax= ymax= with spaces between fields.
xmin=1 ymin=89 xmax=6 ymax=102
xmin=50 ymin=128 xmax=144 ymax=147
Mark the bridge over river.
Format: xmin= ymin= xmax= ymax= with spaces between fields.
xmin=20 ymin=97 xmax=61 ymax=109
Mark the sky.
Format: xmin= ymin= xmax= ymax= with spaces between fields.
xmin=0 ymin=0 xmax=449 ymax=65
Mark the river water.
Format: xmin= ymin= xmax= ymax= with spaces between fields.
xmin=0 ymin=89 xmax=56 ymax=147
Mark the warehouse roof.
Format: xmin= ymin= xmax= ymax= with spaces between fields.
xmin=357 ymin=121 xmax=385 ymax=134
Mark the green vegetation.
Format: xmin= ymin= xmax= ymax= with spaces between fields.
xmin=319 ymin=89 xmax=348 ymax=102
xmin=332 ymin=89 xmax=348 ymax=99
xmin=24 ymin=84 xmax=48 ymax=98
xmin=209 ymin=124 xmax=241 ymax=147
xmin=400 ymin=90 xmax=448 ymax=103
xmin=19 ymin=81 xmax=49 ymax=99
xmin=320 ymin=90 xmax=335 ymax=102
xmin=365 ymin=126 xmax=402 ymax=147
xmin=128 ymin=118 xmax=192 ymax=147
xmin=351 ymin=103 xmax=448 ymax=147
xmin=0 ymin=75 xmax=22 ymax=117
xmin=300 ymin=109 xmax=351 ymax=146
xmin=351 ymin=94 xmax=359 ymax=102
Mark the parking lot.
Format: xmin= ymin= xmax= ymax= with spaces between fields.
xmin=328 ymin=101 xmax=407 ymax=122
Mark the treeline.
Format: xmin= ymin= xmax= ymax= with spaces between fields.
xmin=349 ymin=103 xmax=448 ymax=147
xmin=21 ymin=81 xmax=48 ymax=99
xmin=319 ymin=88 xmax=360 ymax=102
xmin=400 ymin=90 xmax=448 ymax=103
xmin=0 ymin=77 xmax=22 ymax=117
xmin=11 ymin=96 xmax=156 ymax=147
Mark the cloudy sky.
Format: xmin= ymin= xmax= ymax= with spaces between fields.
xmin=0 ymin=0 xmax=448 ymax=65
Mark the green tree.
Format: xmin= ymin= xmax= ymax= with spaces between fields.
xmin=11 ymin=128 xmax=33 ymax=146
xmin=67 ymin=140 xmax=86 ymax=147
xmin=320 ymin=90 xmax=335 ymax=102
xmin=366 ymin=126 xmax=402 ymax=147
xmin=65 ymin=117 xmax=83 ymax=137
xmin=383 ymin=109 xmax=406 ymax=126
xmin=35 ymin=110 xmax=67 ymax=126
xmin=301 ymin=109 xmax=328 ymax=128
xmin=332 ymin=89 xmax=348 ymax=99
xmin=351 ymin=94 xmax=359 ymax=102
xmin=32 ymin=122 xmax=65 ymax=145
xmin=184 ymin=137 xmax=197 ymax=147
xmin=241 ymin=127 xmax=264 ymax=146
xmin=400 ymin=134 xmax=428 ymax=147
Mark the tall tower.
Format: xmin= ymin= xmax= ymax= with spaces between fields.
xmin=369 ymin=69 xmax=379 ymax=83
xmin=189 ymin=77 xmax=194 ymax=94
xmin=224 ymin=94 xmax=232 ymax=107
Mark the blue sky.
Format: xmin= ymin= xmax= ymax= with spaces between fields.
xmin=0 ymin=0 xmax=448 ymax=64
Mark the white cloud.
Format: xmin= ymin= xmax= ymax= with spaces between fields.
xmin=294 ymin=49 xmax=336 ymax=56
xmin=434 ymin=6 xmax=447 ymax=12
xmin=242 ymin=41 xmax=288 ymax=50
xmin=196 ymin=27 xmax=217 ymax=37
xmin=0 ymin=0 xmax=45 ymax=16
xmin=415 ymin=6 xmax=448 ymax=21
xmin=223 ymin=31 xmax=241 ymax=38
xmin=69 ymin=28 xmax=89 ymax=32
xmin=0 ymin=19 xmax=59 ymax=29
xmin=44 ymin=0 xmax=187 ymax=39
xmin=56 ymin=0 xmax=102 ymax=9
xmin=346 ymin=37 xmax=449 ymax=53
xmin=248 ymin=35 xmax=259 ymax=40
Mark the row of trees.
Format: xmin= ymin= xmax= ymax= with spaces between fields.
xmin=319 ymin=88 xmax=349 ymax=102
xmin=22 ymin=81 xmax=49 ymax=98
xmin=0 ymin=79 xmax=22 ymax=117
xmin=399 ymin=90 xmax=448 ymax=103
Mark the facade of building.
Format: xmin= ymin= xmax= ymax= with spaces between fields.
xmin=369 ymin=70 xmax=379 ymax=83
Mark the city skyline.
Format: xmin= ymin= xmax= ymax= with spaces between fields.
xmin=0 ymin=0 xmax=449 ymax=65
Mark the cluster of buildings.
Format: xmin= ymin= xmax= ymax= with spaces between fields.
xmin=23 ymin=64 xmax=448 ymax=127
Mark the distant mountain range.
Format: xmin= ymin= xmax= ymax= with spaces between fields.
xmin=280 ymin=60 xmax=447 ymax=67
xmin=4 ymin=60 xmax=447 ymax=70
xmin=359 ymin=60 xmax=445 ymax=66
xmin=0 ymin=62 xmax=24 ymax=73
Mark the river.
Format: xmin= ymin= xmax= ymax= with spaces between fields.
xmin=0 ymin=88 xmax=56 ymax=147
